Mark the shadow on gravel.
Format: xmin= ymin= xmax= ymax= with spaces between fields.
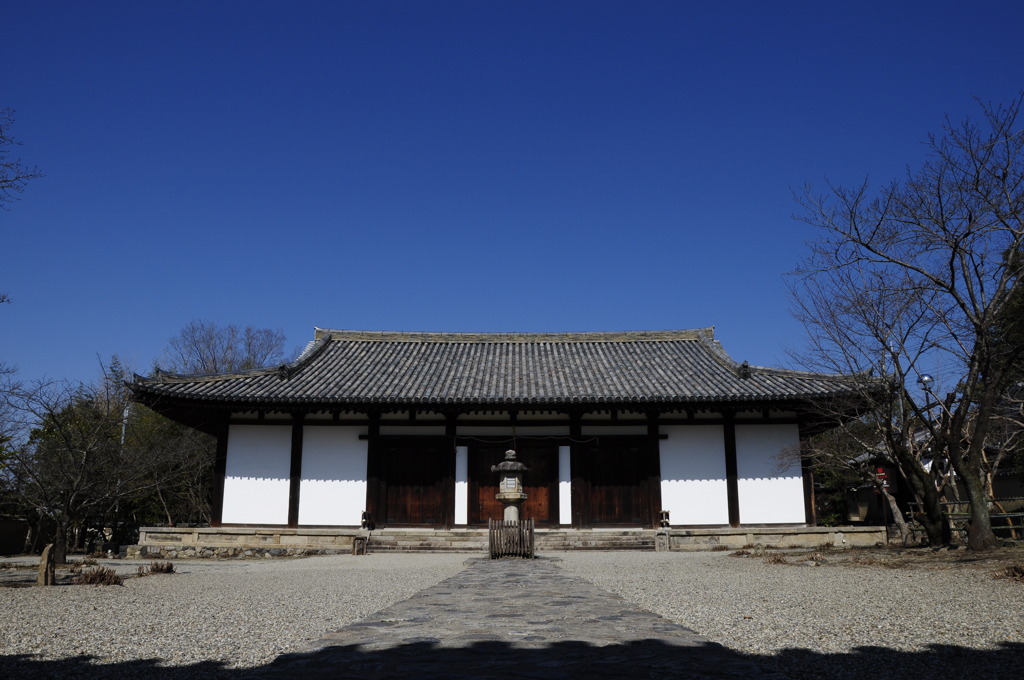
xmin=3 ymin=640 xmax=1023 ymax=679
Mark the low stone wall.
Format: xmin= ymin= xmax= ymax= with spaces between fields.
xmin=654 ymin=525 xmax=887 ymax=552
xmin=132 ymin=524 xmax=888 ymax=558
xmin=127 ymin=545 xmax=353 ymax=559
xmin=131 ymin=526 xmax=366 ymax=559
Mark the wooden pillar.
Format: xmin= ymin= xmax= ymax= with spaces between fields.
xmin=799 ymin=418 xmax=817 ymax=525
xmin=287 ymin=412 xmax=305 ymax=528
xmin=210 ymin=420 xmax=229 ymax=527
xmin=444 ymin=413 xmax=458 ymax=529
xmin=723 ymin=410 xmax=740 ymax=528
xmin=365 ymin=413 xmax=382 ymax=526
xmin=569 ymin=412 xmax=585 ymax=528
xmin=646 ymin=412 xmax=664 ymax=529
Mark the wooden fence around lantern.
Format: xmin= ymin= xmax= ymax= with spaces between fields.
xmin=488 ymin=518 xmax=535 ymax=559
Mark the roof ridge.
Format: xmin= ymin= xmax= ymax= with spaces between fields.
xmin=312 ymin=328 xmax=716 ymax=343
xmin=136 ymin=364 xmax=278 ymax=384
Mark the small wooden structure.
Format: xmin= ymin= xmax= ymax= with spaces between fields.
xmin=489 ymin=518 xmax=534 ymax=558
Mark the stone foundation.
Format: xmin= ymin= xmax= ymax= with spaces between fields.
xmin=130 ymin=526 xmax=366 ymax=559
xmin=132 ymin=524 xmax=887 ymax=558
xmin=126 ymin=544 xmax=351 ymax=559
xmin=654 ymin=525 xmax=887 ymax=551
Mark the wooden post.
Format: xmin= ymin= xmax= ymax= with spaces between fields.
xmin=723 ymin=411 xmax=740 ymax=528
xmin=287 ymin=413 xmax=305 ymax=528
xmin=210 ymin=421 xmax=229 ymax=527
xmin=647 ymin=412 xmax=663 ymax=529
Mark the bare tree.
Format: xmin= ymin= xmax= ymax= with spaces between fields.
xmin=161 ymin=320 xmax=288 ymax=375
xmin=1 ymin=107 xmax=43 ymax=304
xmin=791 ymin=262 xmax=954 ymax=546
xmin=0 ymin=107 xmax=41 ymax=210
xmin=1 ymin=377 xmax=142 ymax=563
xmin=798 ymin=416 xmax=920 ymax=545
xmin=126 ymin=405 xmax=215 ymax=526
xmin=0 ymin=356 xmax=219 ymax=560
xmin=791 ymin=94 xmax=1024 ymax=551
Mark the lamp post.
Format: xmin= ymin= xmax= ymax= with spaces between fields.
xmin=917 ymin=373 xmax=936 ymax=429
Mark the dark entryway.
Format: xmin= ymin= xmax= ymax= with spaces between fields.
xmin=368 ymin=436 xmax=452 ymax=527
xmin=468 ymin=443 xmax=559 ymax=526
xmin=571 ymin=437 xmax=660 ymax=527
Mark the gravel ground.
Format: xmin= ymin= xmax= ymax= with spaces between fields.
xmin=556 ymin=547 xmax=1024 ymax=680
xmin=0 ymin=553 xmax=469 ymax=677
xmin=2 ymin=547 xmax=1023 ymax=679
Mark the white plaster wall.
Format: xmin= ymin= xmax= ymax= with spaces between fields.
xmin=455 ymin=446 xmax=468 ymax=525
xmin=659 ymin=425 xmax=729 ymax=525
xmin=222 ymin=425 xmax=291 ymax=525
xmin=735 ymin=424 xmax=805 ymax=523
xmin=298 ymin=427 xmax=368 ymax=526
xmin=558 ymin=445 xmax=572 ymax=525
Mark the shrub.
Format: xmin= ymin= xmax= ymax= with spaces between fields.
xmin=994 ymin=565 xmax=1024 ymax=582
xmin=137 ymin=561 xmax=175 ymax=577
xmin=852 ymin=554 xmax=908 ymax=569
xmin=73 ymin=566 xmax=124 ymax=586
xmin=764 ymin=554 xmax=788 ymax=565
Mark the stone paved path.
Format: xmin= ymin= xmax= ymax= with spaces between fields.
xmin=249 ymin=557 xmax=789 ymax=679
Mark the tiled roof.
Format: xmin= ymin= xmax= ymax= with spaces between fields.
xmin=130 ymin=328 xmax=862 ymax=409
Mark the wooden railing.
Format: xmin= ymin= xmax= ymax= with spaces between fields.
xmin=907 ymin=497 xmax=1024 ymax=539
xmin=488 ymin=518 xmax=535 ymax=559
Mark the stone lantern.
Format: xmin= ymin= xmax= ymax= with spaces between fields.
xmin=491 ymin=449 xmax=529 ymax=521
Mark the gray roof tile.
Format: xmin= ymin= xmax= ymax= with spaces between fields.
xmin=131 ymin=328 xmax=862 ymax=408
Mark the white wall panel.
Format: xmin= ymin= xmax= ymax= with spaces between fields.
xmin=222 ymin=425 xmax=291 ymax=524
xmin=455 ymin=446 xmax=469 ymax=525
xmin=558 ymin=445 xmax=572 ymax=525
xmin=736 ymin=424 xmax=805 ymax=524
xmin=299 ymin=427 xmax=367 ymax=526
xmin=659 ymin=425 xmax=729 ymax=525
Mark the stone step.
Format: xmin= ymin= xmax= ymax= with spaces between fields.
xmin=364 ymin=529 xmax=657 ymax=553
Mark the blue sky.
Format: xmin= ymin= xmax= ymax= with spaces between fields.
xmin=3 ymin=1 xmax=1023 ymax=385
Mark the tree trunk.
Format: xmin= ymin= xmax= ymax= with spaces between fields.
xmin=156 ymin=486 xmax=175 ymax=527
xmin=52 ymin=523 xmax=68 ymax=565
xmin=963 ymin=470 xmax=1000 ymax=551
xmin=881 ymin=488 xmax=911 ymax=545
xmin=896 ymin=454 xmax=951 ymax=546
xmin=947 ymin=400 xmax=1001 ymax=551
xmin=22 ymin=523 xmax=34 ymax=554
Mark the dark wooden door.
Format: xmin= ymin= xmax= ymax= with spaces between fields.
xmin=468 ymin=443 xmax=558 ymax=525
xmin=372 ymin=437 xmax=451 ymax=526
xmin=574 ymin=437 xmax=658 ymax=526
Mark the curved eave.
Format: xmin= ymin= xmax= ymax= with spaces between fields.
xmin=131 ymin=386 xmax=861 ymax=411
